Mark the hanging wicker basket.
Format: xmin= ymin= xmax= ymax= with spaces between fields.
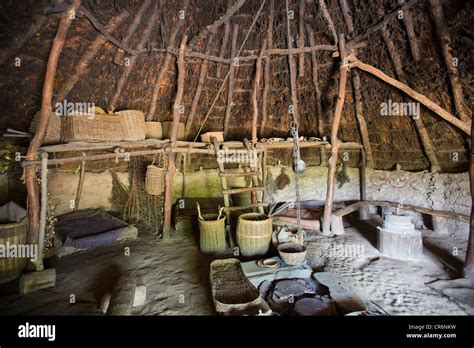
xmin=145 ymin=164 xmax=164 ymax=195
xmin=199 ymin=214 xmax=226 ymax=254
xmin=236 ymin=213 xmax=273 ymax=258
xmin=277 ymin=242 xmax=307 ymax=266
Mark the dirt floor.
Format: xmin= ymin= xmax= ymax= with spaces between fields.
xmin=0 ymin=216 xmax=472 ymax=316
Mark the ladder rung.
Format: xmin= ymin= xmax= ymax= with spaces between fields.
xmin=219 ymin=171 xmax=260 ymax=177
xmin=222 ymin=187 xmax=264 ymax=195
xmin=223 ymin=203 xmax=269 ymax=211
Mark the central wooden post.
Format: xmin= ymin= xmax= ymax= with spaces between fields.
xmin=163 ymin=35 xmax=187 ymax=238
xmin=322 ymin=34 xmax=348 ymax=235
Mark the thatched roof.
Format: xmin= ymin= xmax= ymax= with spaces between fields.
xmin=0 ymin=0 xmax=472 ymax=171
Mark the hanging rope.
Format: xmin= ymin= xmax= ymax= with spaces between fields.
xmin=192 ymin=0 xmax=268 ymax=144
xmin=286 ymin=0 xmax=303 ymax=242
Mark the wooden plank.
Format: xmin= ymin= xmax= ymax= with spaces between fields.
xmin=219 ymin=171 xmax=260 ymax=177
xmin=222 ymin=187 xmax=265 ymax=195
xmin=261 ymin=0 xmax=274 ymax=134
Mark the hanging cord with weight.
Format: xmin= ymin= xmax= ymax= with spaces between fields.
xmin=286 ymin=0 xmax=304 ymax=243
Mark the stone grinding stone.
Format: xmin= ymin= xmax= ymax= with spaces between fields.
xmin=294 ymin=297 xmax=337 ymax=316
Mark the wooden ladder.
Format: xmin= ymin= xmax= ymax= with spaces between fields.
xmin=211 ymin=137 xmax=266 ymax=248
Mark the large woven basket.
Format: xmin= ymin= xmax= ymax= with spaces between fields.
xmin=29 ymin=111 xmax=62 ymax=145
xmin=277 ymin=242 xmax=307 ymax=266
xmin=210 ymin=258 xmax=269 ymax=315
xmin=116 ymin=110 xmax=146 ymax=141
xmin=145 ymin=164 xmax=164 ymax=195
xmin=62 ymin=114 xmax=124 ymax=142
xmin=0 ymin=202 xmax=28 ymax=284
xmin=199 ymin=214 xmax=226 ymax=254
xmin=161 ymin=121 xmax=185 ymax=140
xmin=145 ymin=121 xmax=163 ymax=139
xmin=236 ymin=213 xmax=273 ymax=258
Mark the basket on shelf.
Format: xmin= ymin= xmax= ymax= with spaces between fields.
xmin=62 ymin=113 xmax=124 ymax=142
xmin=201 ymin=131 xmax=224 ymax=143
xmin=115 ymin=110 xmax=146 ymax=141
xmin=145 ymin=164 xmax=164 ymax=195
xmin=145 ymin=121 xmax=163 ymax=139
xmin=161 ymin=121 xmax=185 ymax=140
xmin=199 ymin=214 xmax=226 ymax=254
xmin=277 ymin=242 xmax=307 ymax=266
xmin=236 ymin=213 xmax=273 ymax=258
xmin=29 ymin=111 xmax=62 ymax=145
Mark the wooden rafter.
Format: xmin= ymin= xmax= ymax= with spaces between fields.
xmin=260 ymin=0 xmax=274 ymax=135
xmin=109 ymin=2 xmax=160 ymax=112
xmin=113 ymin=0 xmax=152 ymax=65
xmin=223 ymin=24 xmax=239 ymax=136
xmin=348 ymin=55 xmax=471 ymax=135
xmin=397 ymin=0 xmax=421 ymax=61
xmin=55 ymin=10 xmax=129 ymax=103
xmin=185 ymin=34 xmax=214 ymax=137
xmin=429 ymin=0 xmax=470 ymax=123
xmin=377 ymin=4 xmax=440 ymax=171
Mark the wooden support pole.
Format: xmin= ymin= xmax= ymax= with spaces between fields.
xmin=397 ymin=0 xmax=421 ymax=61
xmin=252 ymin=42 xmax=266 ymax=146
xmin=464 ymin=120 xmax=474 ymax=278
xmin=25 ymin=0 xmax=81 ymax=247
xmin=163 ymin=35 xmax=187 ymax=238
xmin=318 ymin=0 xmax=338 ymax=45
xmin=147 ymin=0 xmax=189 ymax=120
xmin=429 ymin=0 xmax=470 ymax=123
xmin=348 ymin=56 xmax=471 ymax=135
xmin=322 ymin=34 xmax=348 ymax=235
xmin=113 ymin=0 xmax=152 ymax=65
xmin=260 ymin=0 xmax=274 ymax=135
xmin=185 ymin=34 xmax=214 ymax=137
xmin=190 ymin=0 xmax=245 ymax=46
xmin=298 ymin=0 xmax=305 ymax=77
xmin=55 ymin=10 xmax=129 ymax=103
xmin=109 ymin=2 xmax=160 ymax=112
xmin=215 ymin=16 xmax=230 ymax=79
xmin=36 ymin=152 xmax=49 ymax=271
xmin=224 ymin=24 xmax=239 ymax=136
xmin=338 ymin=0 xmax=354 ymax=34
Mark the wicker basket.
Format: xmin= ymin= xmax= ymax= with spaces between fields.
xmin=145 ymin=121 xmax=163 ymax=139
xmin=277 ymin=242 xmax=307 ymax=266
xmin=210 ymin=258 xmax=270 ymax=315
xmin=201 ymin=131 xmax=224 ymax=143
xmin=145 ymin=164 xmax=164 ymax=195
xmin=116 ymin=110 xmax=146 ymax=141
xmin=0 ymin=202 xmax=28 ymax=284
xmin=199 ymin=214 xmax=226 ymax=254
xmin=29 ymin=111 xmax=62 ymax=145
xmin=62 ymin=114 xmax=124 ymax=142
xmin=236 ymin=213 xmax=273 ymax=258
xmin=161 ymin=121 xmax=185 ymax=140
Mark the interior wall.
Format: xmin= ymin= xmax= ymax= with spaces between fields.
xmin=46 ymin=166 xmax=470 ymax=236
